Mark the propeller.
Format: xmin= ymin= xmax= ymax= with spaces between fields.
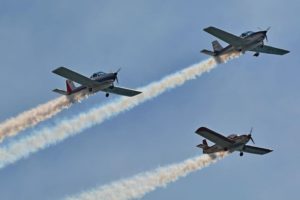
xmin=264 ymin=27 xmax=271 ymax=43
xmin=258 ymin=27 xmax=270 ymax=43
xmin=114 ymin=68 xmax=121 ymax=84
xmin=248 ymin=127 xmax=255 ymax=144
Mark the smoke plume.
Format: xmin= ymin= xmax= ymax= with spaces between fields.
xmin=65 ymin=152 xmax=228 ymax=200
xmin=0 ymin=90 xmax=88 ymax=142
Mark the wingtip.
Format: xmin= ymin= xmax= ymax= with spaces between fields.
xmin=133 ymin=91 xmax=142 ymax=96
xmin=263 ymin=149 xmax=273 ymax=154
xmin=53 ymin=66 xmax=67 ymax=70
xmin=203 ymin=26 xmax=215 ymax=31
xmin=279 ymin=50 xmax=290 ymax=55
xmin=127 ymin=90 xmax=142 ymax=97
xmin=195 ymin=127 xmax=208 ymax=133
xmin=52 ymin=66 xmax=63 ymax=73
xmin=203 ymin=26 xmax=211 ymax=31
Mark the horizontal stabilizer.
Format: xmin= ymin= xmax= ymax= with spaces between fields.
xmin=53 ymin=89 xmax=68 ymax=95
xmin=197 ymin=139 xmax=207 ymax=148
xmin=201 ymin=49 xmax=216 ymax=56
xmin=197 ymin=144 xmax=206 ymax=149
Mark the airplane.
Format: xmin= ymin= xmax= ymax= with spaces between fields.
xmin=201 ymin=26 xmax=289 ymax=57
xmin=52 ymin=67 xmax=142 ymax=97
xmin=195 ymin=127 xmax=272 ymax=156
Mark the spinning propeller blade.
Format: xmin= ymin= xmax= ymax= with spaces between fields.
xmin=114 ymin=68 xmax=121 ymax=84
xmin=248 ymin=127 xmax=255 ymax=144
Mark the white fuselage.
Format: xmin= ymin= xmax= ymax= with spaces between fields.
xmin=216 ymin=32 xmax=266 ymax=55
xmin=203 ymin=134 xmax=251 ymax=154
xmin=68 ymin=72 xmax=116 ymax=96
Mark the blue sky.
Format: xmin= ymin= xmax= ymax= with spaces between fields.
xmin=0 ymin=0 xmax=299 ymax=199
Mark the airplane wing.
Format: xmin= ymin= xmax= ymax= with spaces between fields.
xmin=243 ymin=145 xmax=273 ymax=155
xmin=102 ymin=86 xmax=142 ymax=97
xmin=52 ymin=67 xmax=100 ymax=87
xmin=250 ymin=45 xmax=290 ymax=55
xmin=203 ymin=26 xmax=245 ymax=47
xmin=195 ymin=127 xmax=234 ymax=147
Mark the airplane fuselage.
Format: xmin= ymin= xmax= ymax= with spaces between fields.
xmin=213 ymin=31 xmax=266 ymax=56
xmin=68 ymin=73 xmax=117 ymax=95
xmin=203 ymin=134 xmax=251 ymax=154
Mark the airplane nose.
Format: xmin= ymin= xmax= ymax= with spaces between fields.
xmin=247 ymin=134 xmax=255 ymax=144
xmin=113 ymin=68 xmax=121 ymax=84
xmin=261 ymin=31 xmax=268 ymax=42
xmin=114 ymin=72 xmax=119 ymax=83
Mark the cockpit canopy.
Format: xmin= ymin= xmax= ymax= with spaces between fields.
xmin=240 ymin=31 xmax=254 ymax=38
xmin=90 ymin=72 xmax=105 ymax=78
xmin=227 ymin=134 xmax=238 ymax=139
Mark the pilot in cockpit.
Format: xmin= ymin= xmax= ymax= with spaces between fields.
xmin=90 ymin=72 xmax=105 ymax=79
xmin=240 ymin=31 xmax=254 ymax=38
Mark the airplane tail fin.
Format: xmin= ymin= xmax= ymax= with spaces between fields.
xmin=53 ymin=79 xmax=75 ymax=95
xmin=200 ymin=49 xmax=216 ymax=56
xmin=212 ymin=40 xmax=223 ymax=51
xmin=66 ymin=80 xmax=76 ymax=93
xmin=201 ymin=40 xmax=223 ymax=56
xmin=197 ymin=139 xmax=209 ymax=152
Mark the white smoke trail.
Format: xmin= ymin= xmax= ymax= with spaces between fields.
xmin=0 ymin=91 xmax=88 ymax=142
xmin=0 ymin=53 xmax=239 ymax=169
xmin=65 ymin=152 xmax=228 ymax=200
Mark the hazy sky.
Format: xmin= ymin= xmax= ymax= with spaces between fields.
xmin=0 ymin=1 xmax=299 ymax=199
